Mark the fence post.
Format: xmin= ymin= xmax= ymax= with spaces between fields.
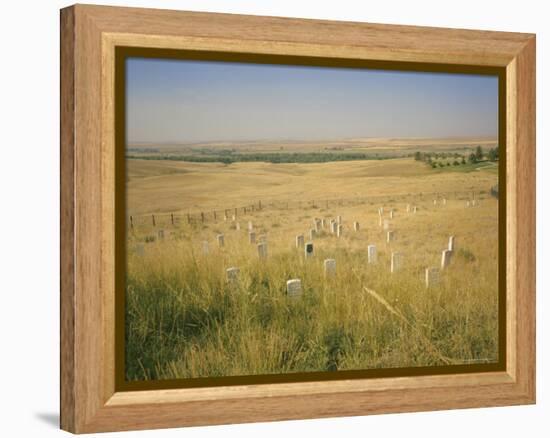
xmin=201 ymin=212 xmax=205 ymax=222
xmin=258 ymin=200 xmax=262 ymax=210
xmin=130 ymin=216 xmax=133 ymax=229
xmin=170 ymin=213 xmax=174 ymax=226
xmin=187 ymin=213 xmax=191 ymax=224
xmin=152 ymin=215 xmax=156 ymax=227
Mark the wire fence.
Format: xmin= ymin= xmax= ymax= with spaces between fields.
xmin=127 ymin=189 xmax=491 ymax=229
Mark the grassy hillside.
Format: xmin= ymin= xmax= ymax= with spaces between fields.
xmin=125 ymin=157 xmax=499 ymax=381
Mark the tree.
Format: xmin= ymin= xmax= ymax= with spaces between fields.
xmin=414 ymin=151 xmax=422 ymax=161
xmin=475 ymin=146 xmax=483 ymax=161
xmin=468 ymin=153 xmax=478 ymax=164
xmin=488 ymin=147 xmax=499 ymax=162
xmin=461 ymin=156 xmax=466 ymax=165
xmin=453 ymin=160 xmax=460 ymax=166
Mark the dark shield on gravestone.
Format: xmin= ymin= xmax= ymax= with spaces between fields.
xmin=305 ymin=242 xmax=314 ymax=258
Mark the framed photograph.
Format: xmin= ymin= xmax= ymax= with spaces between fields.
xmin=60 ymin=4 xmax=536 ymax=433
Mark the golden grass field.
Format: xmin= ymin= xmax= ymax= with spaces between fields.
xmin=125 ymin=155 xmax=499 ymax=381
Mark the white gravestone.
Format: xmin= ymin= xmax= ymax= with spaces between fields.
xmin=157 ymin=229 xmax=165 ymax=240
xmin=387 ymin=230 xmax=395 ymax=242
xmin=368 ymin=245 xmax=377 ymax=264
xmin=324 ymin=259 xmax=336 ymax=277
xmin=390 ymin=210 xmax=394 ymax=219
xmin=248 ymin=221 xmax=253 ymax=231
xmin=296 ymin=234 xmax=304 ymax=248
xmin=441 ymin=249 xmax=452 ymax=269
xmin=226 ymin=267 xmax=239 ymax=282
xmin=413 ymin=206 xmax=417 ymax=214
xmin=304 ymin=242 xmax=314 ymax=258
xmin=286 ymin=279 xmax=302 ymax=298
xmin=383 ymin=220 xmax=390 ymax=231
xmin=135 ymin=244 xmax=145 ymax=256
xmin=313 ymin=219 xmax=321 ymax=232
xmin=249 ymin=231 xmax=256 ymax=244
xmin=217 ymin=234 xmax=225 ymax=247
xmin=353 ymin=221 xmax=360 ymax=232
xmin=235 ymin=222 xmax=241 ymax=231
xmin=406 ymin=204 xmax=411 ymax=213
xmin=448 ymin=235 xmax=455 ymax=251
xmin=337 ymin=215 xmax=342 ymax=225
xmin=391 ymin=252 xmax=403 ymax=273
xmin=337 ymin=225 xmax=343 ymax=238
xmin=258 ymin=242 xmax=268 ymax=259
xmin=425 ymin=267 xmax=440 ymax=287
xmin=331 ymin=221 xmax=338 ymax=234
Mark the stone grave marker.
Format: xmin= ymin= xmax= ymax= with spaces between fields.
xmin=368 ymin=245 xmax=377 ymax=264
xmin=135 ymin=244 xmax=145 ymax=256
xmin=441 ymin=249 xmax=452 ymax=269
xmin=425 ymin=267 xmax=440 ymax=287
xmin=448 ymin=235 xmax=455 ymax=251
xmin=324 ymin=258 xmax=336 ymax=277
xmin=304 ymin=242 xmax=314 ymax=258
xmin=226 ymin=267 xmax=239 ymax=282
xmin=391 ymin=252 xmax=403 ymax=273
xmin=286 ymin=279 xmax=302 ymax=298
xmin=258 ymin=242 xmax=268 ymax=259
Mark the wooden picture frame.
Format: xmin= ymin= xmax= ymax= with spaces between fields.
xmin=60 ymin=4 xmax=536 ymax=434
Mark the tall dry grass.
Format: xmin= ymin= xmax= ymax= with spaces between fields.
xmin=126 ymin=196 xmax=498 ymax=381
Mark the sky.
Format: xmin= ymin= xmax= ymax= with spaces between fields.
xmin=126 ymin=58 xmax=499 ymax=144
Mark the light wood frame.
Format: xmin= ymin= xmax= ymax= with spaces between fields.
xmin=60 ymin=4 xmax=536 ymax=434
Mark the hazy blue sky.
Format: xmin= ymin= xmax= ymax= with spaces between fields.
xmin=126 ymin=58 xmax=498 ymax=143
